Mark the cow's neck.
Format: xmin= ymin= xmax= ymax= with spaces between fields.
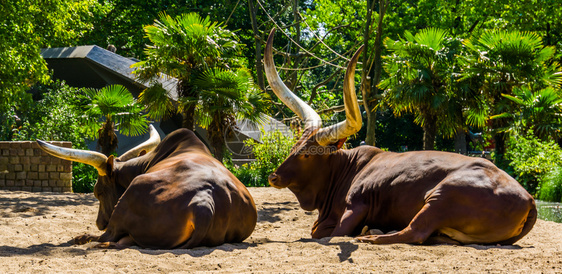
xmin=313 ymin=147 xmax=384 ymax=224
xmin=114 ymin=156 xmax=152 ymax=188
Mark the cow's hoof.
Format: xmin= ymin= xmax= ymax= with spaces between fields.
xmin=74 ymin=234 xmax=97 ymax=245
xmin=355 ymin=235 xmax=377 ymax=243
xmin=94 ymin=242 xmax=118 ymax=249
xmin=360 ymin=226 xmax=388 ymax=236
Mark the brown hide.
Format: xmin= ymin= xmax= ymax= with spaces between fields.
xmin=263 ymin=27 xmax=535 ymax=245
xmin=105 ymin=129 xmax=256 ymax=248
xmin=269 ymin=137 xmax=536 ymax=245
xmin=49 ymin=129 xmax=257 ymax=249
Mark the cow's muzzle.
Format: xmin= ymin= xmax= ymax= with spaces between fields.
xmin=96 ymin=216 xmax=108 ymax=231
xmin=268 ymin=173 xmax=283 ymax=189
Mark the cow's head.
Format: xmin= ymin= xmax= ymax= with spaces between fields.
xmin=265 ymin=29 xmax=363 ymax=202
xmin=36 ymin=125 xmax=161 ymax=230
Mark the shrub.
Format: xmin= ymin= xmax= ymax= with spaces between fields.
xmin=12 ymin=81 xmax=97 ymax=192
xmin=505 ymin=130 xmax=562 ymax=195
xmin=538 ymin=167 xmax=562 ymax=202
xmin=226 ymin=129 xmax=296 ymax=187
xmin=71 ymin=163 xmax=97 ymax=193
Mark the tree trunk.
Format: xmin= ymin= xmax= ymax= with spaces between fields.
xmin=98 ymin=121 xmax=118 ymax=156
xmin=362 ymin=76 xmax=377 ymax=145
xmin=422 ymin=115 xmax=437 ymax=150
xmin=287 ymin=0 xmax=301 ymax=91
xmin=248 ymin=0 xmax=265 ymax=90
xmin=179 ymin=79 xmax=196 ymax=130
xmin=454 ymin=107 xmax=467 ymax=154
xmin=182 ymin=105 xmax=196 ymax=131
xmin=454 ymin=129 xmax=467 ymax=154
xmin=494 ymin=131 xmax=506 ymax=156
xmin=208 ymin=114 xmax=234 ymax=163
xmin=362 ymin=0 xmax=387 ymax=146
xmin=491 ymin=92 xmax=507 ymax=162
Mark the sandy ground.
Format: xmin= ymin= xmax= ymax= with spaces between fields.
xmin=0 ymin=187 xmax=561 ymax=273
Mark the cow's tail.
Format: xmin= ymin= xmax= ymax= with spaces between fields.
xmin=498 ymin=202 xmax=538 ymax=245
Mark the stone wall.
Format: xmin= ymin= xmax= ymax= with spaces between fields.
xmin=0 ymin=141 xmax=72 ymax=192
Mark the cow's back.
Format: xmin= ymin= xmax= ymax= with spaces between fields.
xmin=351 ymin=150 xmax=534 ymax=234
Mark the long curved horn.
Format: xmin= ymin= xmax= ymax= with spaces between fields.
xmin=264 ymin=28 xmax=322 ymax=129
xmin=36 ymin=140 xmax=108 ymax=176
xmin=314 ymin=45 xmax=364 ymax=146
xmin=118 ymin=124 xmax=161 ymax=161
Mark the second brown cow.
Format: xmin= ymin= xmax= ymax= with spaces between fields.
xmin=264 ymin=29 xmax=536 ymax=245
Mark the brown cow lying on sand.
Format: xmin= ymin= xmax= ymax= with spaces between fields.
xmin=264 ymin=28 xmax=536 ymax=245
xmin=37 ymin=125 xmax=257 ymax=249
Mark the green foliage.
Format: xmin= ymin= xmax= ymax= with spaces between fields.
xmin=81 ymin=85 xmax=149 ymax=139
xmin=71 ymin=162 xmax=97 ymax=193
xmin=80 ymin=85 xmax=150 ymax=156
xmin=505 ymin=131 xmax=562 ymax=194
xmin=133 ymin=12 xmax=241 ymax=85
xmin=495 ymin=86 xmax=562 ymax=141
xmin=12 ymin=81 xmax=86 ymax=147
xmin=538 ymin=167 xmax=562 ymax=203
xmin=227 ymin=130 xmax=296 ymax=187
xmin=193 ymin=68 xmax=270 ymax=128
xmin=134 ymin=12 xmax=245 ymax=121
xmin=380 ymin=28 xmax=466 ymax=149
xmin=10 ymin=81 xmax=97 ymax=192
xmin=0 ymin=0 xmax=100 ymax=126
xmin=134 ymin=12 xmax=269 ymax=161
xmin=459 ymin=29 xmax=562 ymax=155
xmin=461 ymin=30 xmax=561 ymax=102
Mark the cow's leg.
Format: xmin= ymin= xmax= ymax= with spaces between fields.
xmin=94 ymin=235 xmax=135 ymax=249
xmin=331 ymin=204 xmax=368 ymax=237
xmin=355 ymin=203 xmax=439 ymax=244
xmin=83 ymin=228 xmax=129 ymax=249
xmin=73 ymin=232 xmax=132 ymax=249
xmin=177 ymin=203 xmax=213 ymax=249
xmin=423 ymin=235 xmax=461 ymax=245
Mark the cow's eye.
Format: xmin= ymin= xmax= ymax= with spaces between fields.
xmin=304 ymin=154 xmax=309 ymax=158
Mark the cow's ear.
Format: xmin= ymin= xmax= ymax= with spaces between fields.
xmin=138 ymin=150 xmax=147 ymax=157
xmin=336 ymin=138 xmax=347 ymax=150
xmin=106 ymin=155 xmax=115 ymax=175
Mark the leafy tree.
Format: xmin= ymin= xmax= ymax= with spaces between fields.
xmin=359 ymin=0 xmax=389 ymax=146
xmin=13 ymin=82 xmax=85 ymax=145
xmin=506 ymin=130 xmax=562 ymax=194
xmin=0 ymin=0 xmax=100 ymax=140
xmin=78 ymin=0 xmax=195 ymax=58
xmin=80 ymin=85 xmax=150 ymax=156
xmin=461 ymin=30 xmax=562 ymax=156
xmin=134 ymin=12 xmax=269 ymax=161
xmin=134 ymin=12 xmax=239 ymax=129
xmin=380 ymin=28 xmax=464 ymax=150
xmin=494 ymin=86 xmax=562 ymax=142
xmin=192 ymin=68 xmax=269 ymax=162
xmin=11 ymin=81 xmax=97 ymax=193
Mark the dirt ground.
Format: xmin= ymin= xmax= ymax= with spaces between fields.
xmin=0 ymin=187 xmax=561 ymax=273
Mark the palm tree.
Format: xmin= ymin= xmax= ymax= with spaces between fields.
xmin=493 ymin=86 xmax=562 ymax=142
xmin=460 ymin=30 xmax=562 ymax=156
xmin=380 ymin=28 xmax=464 ymax=150
xmin=81 ymin=84 xmax=149 ymax=156
xmin=132 ymin=12 xmax=269 ymax=161
xmin=193 ymin=68 xmax=269 ymax=162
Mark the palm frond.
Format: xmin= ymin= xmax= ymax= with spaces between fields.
xmin=80 ymin=84 xmax=150 ymax=138
xmin=138 ymin=83 xmax=175 ymax=120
